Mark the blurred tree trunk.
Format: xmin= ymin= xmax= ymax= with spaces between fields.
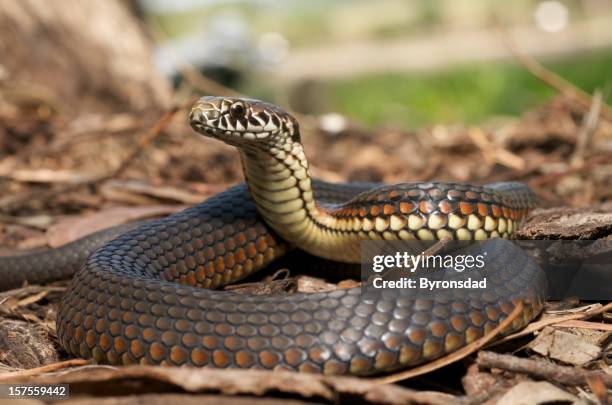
xmin=0 ymin=0 xmax=171 ymax=113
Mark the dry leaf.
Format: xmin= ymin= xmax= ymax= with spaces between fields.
xmin=46 ymin=205 xmax=186 ymax=247
xmin=0 ymin=168 xmax=101 ymax=183
xmin=296 ymin=275 xmax=338 ymax=293
xmin=528 ymin=327 xmax=601 ymax=366
xmin=496 ymin=381 xmax=579 ymax=405
xmin=101 ymin=180 xmax=209 ymax=204
xmin=0 ymin=366 xmax=457 ymax=405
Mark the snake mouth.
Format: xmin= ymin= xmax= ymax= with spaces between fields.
xmin=189 ymin=97 xmax=286 ymax=144
xmin=191 ymin=121 xmax=274 ymax=142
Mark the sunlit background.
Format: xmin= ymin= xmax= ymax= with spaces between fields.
xmin=138 ymin=0 xmax=611 ymax=128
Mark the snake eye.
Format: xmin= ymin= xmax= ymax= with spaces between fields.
xmin=230 ymin=102 xmax=246 ymax=118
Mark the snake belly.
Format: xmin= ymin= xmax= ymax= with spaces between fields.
xmin=56 ymin=181 xmax=545 ymax=375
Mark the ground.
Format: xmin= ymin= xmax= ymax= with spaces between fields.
xmin=0 ymin=85 xmax=610 ymax=403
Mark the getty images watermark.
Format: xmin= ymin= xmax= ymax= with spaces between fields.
xmin=370 ymin=249 xmax=488 ymax=290
xmin=360 ymin=239 xmax=612 ymax=300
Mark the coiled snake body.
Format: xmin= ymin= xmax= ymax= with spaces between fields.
xmin=0 ymin=97 xmax=545 ymax=375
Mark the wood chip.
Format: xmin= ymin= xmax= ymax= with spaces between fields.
xmin=0 ymin=320 xmax=58 ymax=369
xmin=517 ymin=206 xmax=612 ymax=239
xmin=461 ymin=363 xmax=501 ymax=398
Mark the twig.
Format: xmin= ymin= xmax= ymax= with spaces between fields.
xmin=0 ymin=359 xmax=90 ymax=381
xmin=372 ymin=302 xmax=524 ymax=384
xmin=14 ymin=290 xmax=49 ymax=309
xmin=554 ymin=320 xmax=612 ymax=332
xmin=477 ymin=351 xmax=612 ymax=388
xmin=493 ymin=302 xmax=612 ymax=345
xmin=571 ymin=89 xmax=602 ymax=167
xmin=528 ymin=152 xmax=612 ymax=188
xmin=499 ymin=28 xmax=612 ymax=120
xmin=0 ymin=97 xmax=195 ymax=213
xmin=0 ymin=285 xmax=66 ymax=299
xmin=467 ymin=127 xmax=525 ymax=171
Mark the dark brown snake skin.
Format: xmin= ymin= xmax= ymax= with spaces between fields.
xmin=0 ymin=97 xmax=546 ymax=375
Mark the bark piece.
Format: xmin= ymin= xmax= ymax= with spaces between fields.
xmin=0 ymin=320 xmax=58 ymax=369
xmin=517 ymin=206 xmax=612 ymax=239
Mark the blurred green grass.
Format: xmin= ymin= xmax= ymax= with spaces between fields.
xmin=326 ymin=50 xmax=612 ymax=128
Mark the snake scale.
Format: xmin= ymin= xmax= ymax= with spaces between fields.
xmin=0 ymin=97 xmax=545 ymax=375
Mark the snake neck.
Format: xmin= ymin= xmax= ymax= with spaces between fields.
xmin=239 ymin=142 xmax=358 ymax=262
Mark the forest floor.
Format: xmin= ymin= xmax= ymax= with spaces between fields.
xmin=0 ymin=79 xmax=611 ymax=403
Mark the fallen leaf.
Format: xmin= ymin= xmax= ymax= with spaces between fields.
xmin=496 ymin=381 xmax=578 ymax=405
xmin=46 ymin=205 xmax=186 ymax=247
xmin=297 ymin=276 xmax=337 ymax=293
xmin=528 ymin=326 xmax=601 ymax=366
xmin=0 ymin=168 xmax=101 ymax=183
xmin=337 ymin=279 xmax=361 ymax=289
xmin=101 ymin=180 xmax=210 ymax=204
xmin=0 ymin=366 xmax=457 ymax=405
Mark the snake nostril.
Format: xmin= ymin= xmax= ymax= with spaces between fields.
xmin=190 ymin=109 xmax=203 ymax=123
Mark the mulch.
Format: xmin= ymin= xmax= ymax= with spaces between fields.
xmin=0 ymin=88 xmax=610 ymax=404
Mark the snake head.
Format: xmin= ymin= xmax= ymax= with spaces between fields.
xmin=189 ymin=96 xmax=300 ymax=146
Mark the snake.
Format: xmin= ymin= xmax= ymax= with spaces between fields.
xmin=0 ymin=97 xmax=546 ymax=375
